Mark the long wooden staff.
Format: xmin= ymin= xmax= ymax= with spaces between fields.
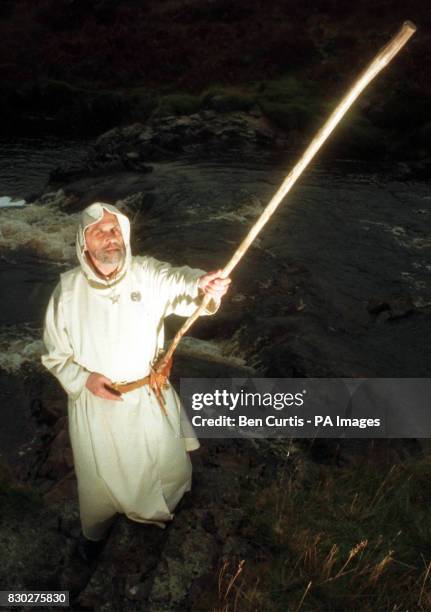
xmin=113 ymin=21 xmax=416 ymax=398
xmin=154 ymin=21 xmax=416 ymax=375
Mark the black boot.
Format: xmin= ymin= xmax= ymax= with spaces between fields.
xmin=76 ymin=532 xmax=107 ymax=564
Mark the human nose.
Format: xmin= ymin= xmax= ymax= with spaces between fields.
xmin=103 ymin=227 xmax=120 ymax=240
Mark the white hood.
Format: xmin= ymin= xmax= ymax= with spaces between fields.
xmin=76 ymin=202 xmax=132 ymax=286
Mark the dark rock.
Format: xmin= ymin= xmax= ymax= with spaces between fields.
xmin=367 ymin=296 xmax=416 ymax=320
xmin=43 ymin=471 xmax=77 ymax=505
xmin=58 ymin=551 xmax=93 ymax=599
xmin=38 ymin=428 xmax=74 ymax=480
xmin=0 ymin=473 xmax=66 ymax=590
xmin=47 ymin=111 xmax=279 ymax=187
xmin=91 ymin=111 xmax=278 ymax=165
xmin=53 ymin=415 xmax=68 ymax=435
xmin=396 ymin=158 xmax=431 ymax=181
xmin=38 ymin=397 xmax=65 ymax=424
xmin=146 ymin=513 xmax=218 ymax=610
xmin=153 ymin=132 xmax=183 ymax=151
xmin=75 ymin=516 xmax=165 ymax=609
xmin=125 ymin=577 xmax=152 ymax=602
xmin=367 ymin=297 xmax=390 ymax=315
xmin=57 ymin=499 xmax=81 ymax=539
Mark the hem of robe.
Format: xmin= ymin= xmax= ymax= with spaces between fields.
xmin=82 ymin=513 xmax=118 ymax=541
xmin=83 ymin=530 xmax=112 ymax=542
xmin=82 ymin=473 xmax=194 ymax=539
xmin=184 ymin=437 xmax=200 ymax=452
xmin=83 ymin=534 xmax=103 ymax=542
xmin=125 ymin=513 xmax=173 ymax=530
xmin=82 ymin=511 xmax=174 ymax=539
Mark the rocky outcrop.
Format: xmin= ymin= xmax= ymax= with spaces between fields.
xmin=50 ymin=110 xmax=279 ymax=183
xmin=0 ymin=463 xmax=66 ymax=592
xmin=0 ymin=354 xmax=294 ymax=609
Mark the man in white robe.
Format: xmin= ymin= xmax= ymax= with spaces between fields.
xmin=41 ymin=202 xmax=230 ymax=550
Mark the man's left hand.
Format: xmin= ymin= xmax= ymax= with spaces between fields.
xmin=198 ymin=269 xmax=231 ymax=301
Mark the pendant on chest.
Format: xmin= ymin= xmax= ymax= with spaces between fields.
xmin=108 ymin=292 xmax=120 ymax=304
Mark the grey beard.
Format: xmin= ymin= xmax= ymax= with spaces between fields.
xmin=93 ymin=245 xmax=126 ymax=266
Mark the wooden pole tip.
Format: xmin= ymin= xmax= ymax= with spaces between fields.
xmin=403 ymin=20 xmax=417 ymax=34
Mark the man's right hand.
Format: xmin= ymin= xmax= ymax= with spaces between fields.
xmin=85 ymin=372 xmax=123 ymax=401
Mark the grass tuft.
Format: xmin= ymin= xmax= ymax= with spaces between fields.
xmin=214 ymin=451 xmax=431 ymax=611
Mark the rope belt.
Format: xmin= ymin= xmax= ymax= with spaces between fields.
xmin=111 ymin=375 xmax=159 ymax=394
xmin=112 ymin=374 xmax=169 ymax=393
xmin=111 ymin=357 xmax=173 ymax=415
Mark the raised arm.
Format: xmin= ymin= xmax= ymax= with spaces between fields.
xmin=142 ymin=257 xmax=229 ymax=317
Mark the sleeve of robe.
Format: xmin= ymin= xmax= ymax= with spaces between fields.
xmin=142 ymin=257 xmax=221 ymax=317
xmin=142 ymin=257 xmax=219 ymax=451
xmin=41 ymin=283 xmax=90 ymax=400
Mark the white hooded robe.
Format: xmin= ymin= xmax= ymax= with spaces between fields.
xmin=41 ymin=202 xmax=216 ymax=540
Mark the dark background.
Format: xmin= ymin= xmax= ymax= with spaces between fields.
xmin=0 ymin=0 xmax=429 ymax=161
xmin=0 ymin=4 xmax=430 ymax=609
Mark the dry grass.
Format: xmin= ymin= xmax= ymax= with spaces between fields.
xmin=214 ymin=558 xmax=267 ymax=612
xmin=212 ymin=452 xmax=431 ymax=611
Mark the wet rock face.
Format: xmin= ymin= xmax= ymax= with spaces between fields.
xmin=133 ymin=111 xmax=276 ymax=157
xmin=67 ymin=436 xmax=288 ymax=611
xmin=51 ymin=110 xmax=279 ymax=183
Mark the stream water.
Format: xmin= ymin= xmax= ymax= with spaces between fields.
xmin=0 ymin=138 xmax=430 ymax=463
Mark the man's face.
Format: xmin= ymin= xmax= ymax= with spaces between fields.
xmin=84 ymin=210 xmax=126 ymax=267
